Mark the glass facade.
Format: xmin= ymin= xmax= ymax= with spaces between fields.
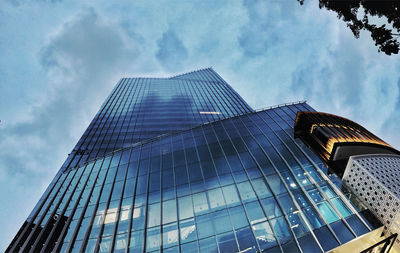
xmin=7 ymin=69 xmax=377 ymax=252
xmin=61 ymin=68 xmax=253 ymax=171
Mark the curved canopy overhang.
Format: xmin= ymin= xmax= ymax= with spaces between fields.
xmin=294 ymin=111 xmax=399 ymax=165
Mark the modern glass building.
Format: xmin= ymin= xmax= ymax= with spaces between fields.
xmin=7 ymin=68 xmax=389 ymax=252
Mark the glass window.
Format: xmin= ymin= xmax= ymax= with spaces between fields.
xmin=208 ymin=188 xmax=226 ymax=210
xmin=180 ymin=218 xmax=197 ymax=243
xmin=267 ymin=175 xmax=286 ymax=195
xmin=313 ymin=226 xmax=339 ymax=251
xmin=129 ymin=230 xmax=144 ymax=253
xmin=287 ymin=213 xmax=308 ymax=238
xmin=85 ymin=238 xmax=97 ymax=253
xmin=270 ymin=217 xmax=292 ymax=245
xmin=181 ymin=241 xmax=198 ymax=253
xmin=193 ymin=192 xmax=209 ymax=215
xmin=99 ymin=236 xmax=112 ymax=252
xmin=146 ymin=226 xmax=161 ymax=252
xmin=307 ymin=188 xmax=325 ymax=203
xmin=213 ymin=209 xmax=232 ymax=234
xmin=163 ymin=199 xmax=177 ymax=224
xmin=277 ymin=193 xmax=297 ymax=214
xmin=217 ymin=231 xmax=239 ymax=252
xmin=346 ymin=215 xmax=370 ymax=236
xmin=297 ymin=233 xmax=322 ymax=253
xmin=320 ymin=183 xmax=336 ymax=198
xmin=114 ymin=233 xmax=128 ymax=253
xmin=162 ymin=223 xmax=179 ymax=249
xmin=317 ymin=202 xmax=340 ymax=223
xmin=196 ymin=213 xmax=214 ymax=239
xmin=252 ymin=221 xmax=277 ymax=251
xmin=222 ymin=185 xmax=240 ymax=207
xmin=251 ymin=178 xmax=272 ymax=198
xmin=178 ymin=196 xmax=194 ymax=220
xmin=331 ymin=197 xmax=352 ymax=218
xmin=331 ymin=220 xmax=355 ymax=244
xmin=236 ymin=227 xmax=258 ymax=253
xmin=117 ymin=204 xmax=131 ymax=234
xmin=148 ymin=203 xmax=161 ymax=227
xmin=228 ymin=205 xmax=249 ymax=229
xmin=132 ymin=206 xmax=145 ymax=231
xmin=199 ymin=236 xmax=218 ymax=253
xmin=245 ymin=201 xmax=267 ymax=224
xmin=303 ymin=206 xmax=323 ymax=229
xmin=237 ymin=181 xmax=256 ymax=202
xmin=260 ymin=197 xmax=282 ymax=219
xmin=123 ymin=178 xmax=135 ymax=198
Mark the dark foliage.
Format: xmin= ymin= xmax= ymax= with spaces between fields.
xmin=298 ymin=0 xmax=400 ymax=55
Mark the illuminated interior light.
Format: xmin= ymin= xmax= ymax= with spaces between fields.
xmin=199 ymin=111 xmax=221 ymax=114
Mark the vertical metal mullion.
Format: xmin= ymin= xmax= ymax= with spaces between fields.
xmin=8 ymin=170 xmax=66 ymax=252
xmin=79 ymin=78 xmax=128 ymax=167
xmin=94 ymin=152 xmax=123 ymax=252
xmin=62 ymin=159 xmax=104 ymax=252
xmin=41 ymin=161 xmax=98 ymax=252
xmin=29 ymin=165 xmax=87 ymax=252
xmin=87 ymin=79 xmax=129 ymax=163
xmin=110 ymin=149 xmax=133 ymax=252
xmin=141 ymin=144 xmax=152 ymax=252
xmin=102 ymin=79 xmax=132 ymax=155
xmin=21 ymin=168 xmax=79 ymax=251
xmin=75 ymin=156 xmax=112 ymax=253
xmin=125 ymin=145 xmax=142 ymax=252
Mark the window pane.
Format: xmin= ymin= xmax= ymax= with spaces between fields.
xmin=237 ymin=181 xmax=256 ymax=202
xmin=252 ymin=178 xmax=272 ymax=198
xmin=317 ymin=202 xmax=339 ymax=223
xmin=217 ymin=231 xmax=239 ymax=252
xmin=208 ymin=188 xmax=226 ymax=210
xmin=148 ymin=203 xmax=161 ymax=227
xmin=260 ymin=197 xmax=282 ymax=219
xmin=180 ymin=218 xmax=197 ymax=243
xmin=162 ymin=223 xmax=179 ymax=249
xmin=163 ymin=199 xmax=177 ymax=224
xmin=193 ymin=192 xmax=209 ymax=215
xmin=252 ymin=221 xmax=277 ymax=251
xmin=146 ymin=226 xmax=161 ymax=252
xmin=236 ymin=227 xmax=257 ymax=252
xmin=222 ymin=185 xmax=240 ymax=206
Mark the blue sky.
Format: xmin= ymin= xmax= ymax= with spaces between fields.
xmin=1 ymin=0 xmax=400 ymax=250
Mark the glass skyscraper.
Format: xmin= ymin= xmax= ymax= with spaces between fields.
xmin=7 ymin=68 xmax=388 ymax=252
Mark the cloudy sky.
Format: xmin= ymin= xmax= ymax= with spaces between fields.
xmin=1 ymin=0 xmax=400 ymax=250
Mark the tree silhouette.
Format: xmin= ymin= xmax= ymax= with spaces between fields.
xmin=298 ymin=0 xmax=400 ymax=55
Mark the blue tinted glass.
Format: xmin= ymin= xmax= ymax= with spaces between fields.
xmin=162 ymin=223 xmax=179 ymax=249
xmin=317 ymin=202 xmax=340 ymax=223
xmin=313 ymin=226 xmax=339 ymax=251
xmin=229 ymin=205 xmax=249 ymax=229
xmin=199 ymin=236 xmax=218 ymax=253
xmin=331 ymin=220 xmax=355 ymax=244
xmin=260 ymin=197 xmax=282 ymax=219
xmin=217 ymin=231 xmax=239 ymax=252
xmin=180 ymin=218 xmax=197 ymax=243
xmin=346 ymin=215 xmax=370 ymax=236
xmin=236 ymin=227 xmax=258 ymax=252
xmin=252 ymin=221 xmax=277 ymax=250
xmin=331 ymin=197 xmax=352 ymax=218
